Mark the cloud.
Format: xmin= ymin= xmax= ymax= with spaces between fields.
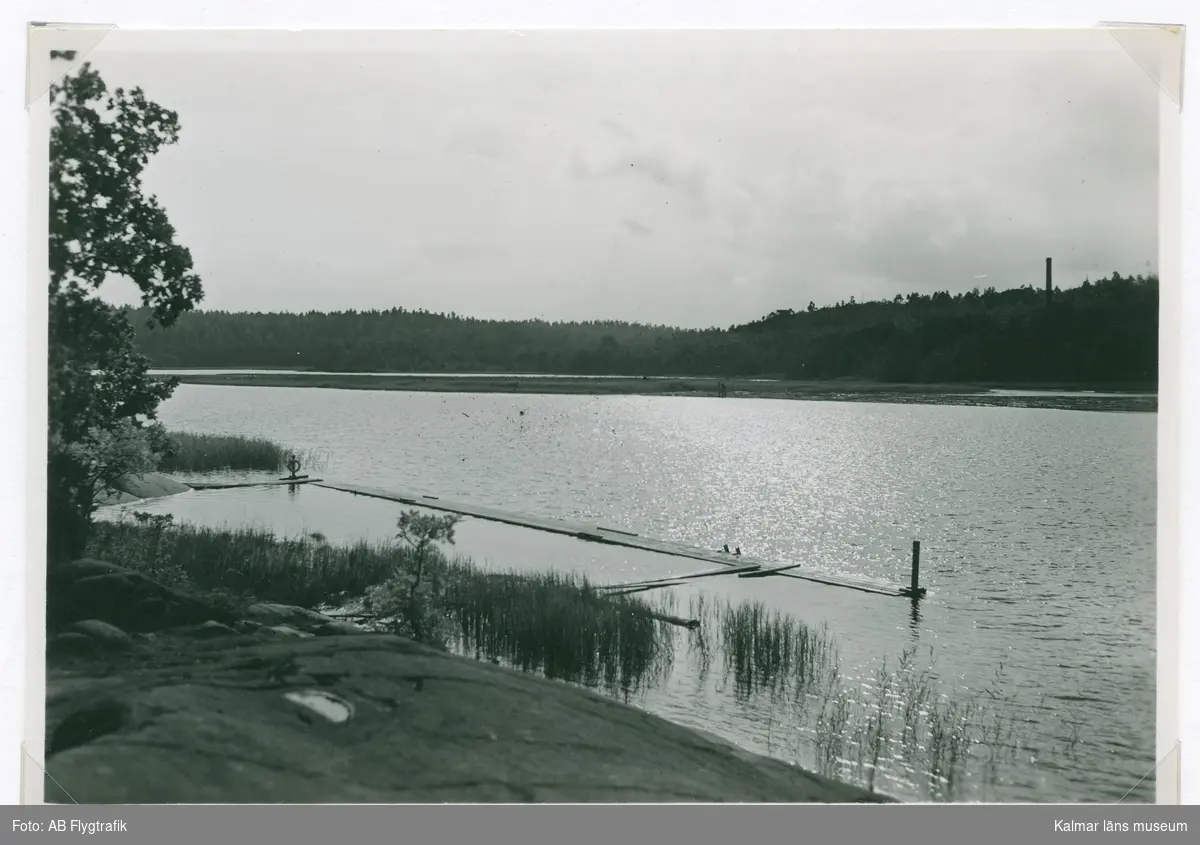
xmin=600 ymin=116 xmax=636 ymax=139
xmin=85 ymin=32 xmax=1159 ymax=328
xmin=621 ymin=218 xmax=653 ymax=237
xmin=403 ymin=239 xmax=509 ymax=262
xmin=610 ymin=153 xmax=708 ymax=204
xmin=570 ymin=147 xmax=709 ymax=208
xmin=443 ymin=126 xmax=519 ymax=163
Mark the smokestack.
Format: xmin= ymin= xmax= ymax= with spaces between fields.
xmin=1045 ymin=257 xmax=1053 ymax=308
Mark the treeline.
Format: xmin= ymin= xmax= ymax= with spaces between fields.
xmin=128 ymin=272 xmax=1159 ymax=386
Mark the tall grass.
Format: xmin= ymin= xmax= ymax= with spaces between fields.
xmin=712 ymin=598 xmax=838 ymax=700
xmin=441 ymin=561 xmax=675 ymax=700
xmin=85 ymin=516 xmax=676 ymax=699
xmin=87 ymin=518 xmax=401 ymax=608
xmin=157 ymin=431 xmax=330 ymax=474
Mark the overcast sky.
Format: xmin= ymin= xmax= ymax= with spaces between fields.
xmin=81 ymin=30 xmax=1160 ymax=329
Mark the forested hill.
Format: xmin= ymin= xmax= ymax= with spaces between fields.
xmin=128 ymin=273 xmax=1158 ymax=386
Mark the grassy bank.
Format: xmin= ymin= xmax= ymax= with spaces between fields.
xmin=88 ymin=518 xmax=398 ymax=608
xmin=161 ymin=372 xmax=1158 ymax=412
xmin=87 ymin=514 xmax=1036 ymax=800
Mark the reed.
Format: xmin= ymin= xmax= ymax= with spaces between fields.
xmin=692 ymin=596 xmax=840 ymax=700
xmin=86 ymin=516 xmax=676 ymax=699
xmin=86 ymin=517 xmax=402 ymax=608
xmin=440 ymin=560 xmax=676 ymax=699
xmin=674 ymin=591 xmax=1023 ymax=801
xmin=765 ymin=644 xmax=1024 ymax=801
xmin=157 ymin=431 xmax=329 ymax=474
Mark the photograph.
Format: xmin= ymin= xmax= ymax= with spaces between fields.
xmin=37 ymin=27 xmax=1166 ymax=804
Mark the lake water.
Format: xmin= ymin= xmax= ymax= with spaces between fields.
xmin=148 ymin=368 xmax=781 ymax=381
xmin=104 ymin=384 xmax=1157 ymax=803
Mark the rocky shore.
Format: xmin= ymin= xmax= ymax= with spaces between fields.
xmin=94 ymin=472 xmax=193 ymax=507
xmin=45 ymin=555 xmax=890 ymax=804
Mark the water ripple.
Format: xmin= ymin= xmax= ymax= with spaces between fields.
xmin=129 ymin=385 xmax=1156 ymax=803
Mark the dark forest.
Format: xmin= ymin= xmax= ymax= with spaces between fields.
xmin=128 ymin=272 xmax=1158 ymax=386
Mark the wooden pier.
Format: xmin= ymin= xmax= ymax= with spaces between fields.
xmin=184 ymin=477 xmax=324 ymax=490
xmin=314 ymin=481 xmax=925 ymax=599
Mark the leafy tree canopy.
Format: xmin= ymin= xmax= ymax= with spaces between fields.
xmin=48 ymin=59 xmax=203 ymax=562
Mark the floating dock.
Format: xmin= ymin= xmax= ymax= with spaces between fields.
xmin=184 ymin=477 xmax=323 ymax=490
xmin=313 ymin=481 xmax=922 ymax=599
xmin=597 ymin=564 xmax=762 ymax=595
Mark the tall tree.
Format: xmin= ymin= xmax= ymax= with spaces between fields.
xmin=47 ymin=55 xmax=203 ymax=563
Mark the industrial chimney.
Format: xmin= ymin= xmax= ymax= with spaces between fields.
xmin=1045 ymin=257 xmax=1053 ymax=308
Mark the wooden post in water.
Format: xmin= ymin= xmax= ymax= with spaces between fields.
xmin=1045 ymin=257 xmax=1053 ymax=308
xmin=910 ymin=540 xmax=921 ymax=598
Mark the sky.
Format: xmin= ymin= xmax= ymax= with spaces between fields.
xmin=79 ymin=30 xmax=1161 ymax=329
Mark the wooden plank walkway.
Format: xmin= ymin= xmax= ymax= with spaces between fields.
xmin=596 ymin=563 xmax=762 ymax=594
xmin=739 ymin=562 xmax=804 ymax=578
xmin=315 ymin=481 xmax=918 ymax=598
xmin=604 ymin=580 xmax=691 ymax=596
xmin=184 ymin=478 xmax=324 ymax=490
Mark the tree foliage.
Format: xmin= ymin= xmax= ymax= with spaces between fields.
xmin=395 ymin=510 xmax=460 ymax=598
xmin=363 ymin=510 xmax=462 ymax=646
xmin=48 ymin=59 xmax=203 ymax=562
xmin=130 ymin=274 xmax=1157 ymax=386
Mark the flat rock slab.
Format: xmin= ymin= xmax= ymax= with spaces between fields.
xmin=95 ymin=472 xmax=193 ymax=506
xmin=44 ymin=634 xmax=888 ymax=804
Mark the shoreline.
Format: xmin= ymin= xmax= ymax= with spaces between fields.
xmin=84 ymin=472 xmax=888 ymax=801
xmin=50 ymin=502 xmax=891 ymax=803
xmin=94 ymin=472 xmax=193 ymax=507
xmin=46 ymin=626 xmax=890 ymax=803
xmin=79 ymin=458 xmax=1147 ymax=801
xmin=161 ymin=372 xmax=1158 ymax=413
